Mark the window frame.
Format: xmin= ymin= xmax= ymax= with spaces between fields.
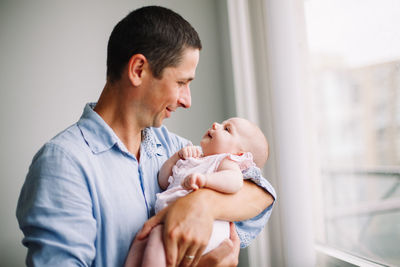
xmin=224 ymin=0 xmax=396 ymax=266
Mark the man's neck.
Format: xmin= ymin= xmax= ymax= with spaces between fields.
xmin=94 ymin=82 xmax=143 ymax=159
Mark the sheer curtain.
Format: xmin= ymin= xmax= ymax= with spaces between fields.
xmin=226 ymin=0 xmax=315 ymax=266
xmin=226 ymin=0 xmax=400 ymax=266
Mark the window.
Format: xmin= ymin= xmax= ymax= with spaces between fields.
xmin=304 ymin=0 xmax=400 ymax=265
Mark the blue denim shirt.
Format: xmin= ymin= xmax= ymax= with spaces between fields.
xmin=16 ymin=103 xmax=276 ymax=266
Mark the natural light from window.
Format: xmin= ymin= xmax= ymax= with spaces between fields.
xmin=304 ymin=0 xmax=400 ymax=265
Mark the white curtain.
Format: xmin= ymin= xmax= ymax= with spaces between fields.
xmin=226 ymin=0 xmax=316 ymax=266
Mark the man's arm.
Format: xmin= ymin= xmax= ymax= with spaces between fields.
xmin=199 ymin=179 xmax=273 ymax=221
xmin=16 ymin=144 xmax=97 ymax=266
xmin=138 ymin=179 xmax=273 ymax=266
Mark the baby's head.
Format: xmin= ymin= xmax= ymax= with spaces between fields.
xmin=200 ymin=117 xmax=269 ymax=168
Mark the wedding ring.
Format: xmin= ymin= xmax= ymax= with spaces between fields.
xmin=185 ymin=255 xmax=195 ymax=260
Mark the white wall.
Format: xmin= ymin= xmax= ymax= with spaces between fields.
xmin=0 ymin=1 xmax=232 ymax=265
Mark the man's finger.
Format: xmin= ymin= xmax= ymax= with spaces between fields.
xmin=136 ymin=218 xmax=156 ymax=240
xmin=164 ymin=228 xmax=178 ymax=267
xmin=175 ymin=239 xmax=190 ymax=266
xmin=229 ymin=222 xmax=240 ymax=247
xmin=190 ymin=243 xmax=206 ymax=267
xmin=137 ymin=209 xmax=166 ymax=239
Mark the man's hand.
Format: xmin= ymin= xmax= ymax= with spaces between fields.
xmin=178 ymin=145 xmax=202 ymax=159
xmin=163 ymin=192 xmax=214 ymax=267
xmin=137 ymin=191 xmax=214 ymax=267
xmin=181 ymin=173 xmax=207 ymax=191
xmin=197 ymin=222 xmax=240 ymax=267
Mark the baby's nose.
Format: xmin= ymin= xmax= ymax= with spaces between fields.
xmin=212 ymin=122 xmax=221 ymax=130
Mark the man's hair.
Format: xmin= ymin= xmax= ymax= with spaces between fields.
xmin=106 ymin=6 xmax=202 ymax=82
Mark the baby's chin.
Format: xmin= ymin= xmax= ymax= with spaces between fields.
xmin=199 ymin=139 xmax=206 ymax=148
xmin=200 ymin=145 xmax=210 ymax=156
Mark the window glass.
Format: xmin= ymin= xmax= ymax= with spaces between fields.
xmin=304 ymin=0 xmax=400 ymax=265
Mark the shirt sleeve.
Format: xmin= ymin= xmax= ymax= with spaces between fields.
xmin=16 ymin=143 xmax=96 ymax=266
xmin=234 ymin=166 xmax=277 ymax=248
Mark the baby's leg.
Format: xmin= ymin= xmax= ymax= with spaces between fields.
xmin=141 ymin=224 xmax=166 ymax=267
xmin=203 ymin=220 xmax=230 ymax=254
xmin=124 ymin=235 xmax=149 ymax=267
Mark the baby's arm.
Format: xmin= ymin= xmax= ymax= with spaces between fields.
xmin=158 ymin=153 xmax=180 ymax=190
xmin=182 ymin=158 xmax=243 ymax=193
xmin=158 ymin=146 xmax=202 ymax=190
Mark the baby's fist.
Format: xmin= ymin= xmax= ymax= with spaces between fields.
xmin=178 ymin=145 xmax=202 ymax=159
xmin=182 ymin=173 xmax=207 ymax=191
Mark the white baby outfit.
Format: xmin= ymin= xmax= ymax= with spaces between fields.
xmin=155 ymin=152 xmax=255 ymax=254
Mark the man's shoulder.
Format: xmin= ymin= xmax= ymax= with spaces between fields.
xmin=50 ymin=123 xmax=84 ymax=146
xmin=38 ymin=123 xmax=87 ymax=160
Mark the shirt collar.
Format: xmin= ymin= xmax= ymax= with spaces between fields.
xmin=77 ymin=103 xmax=163 ymax=157
xmin=142 ymin=128 xmax=164 ymax=158
xmin=77 ymin=103 xmax=119 ymax=154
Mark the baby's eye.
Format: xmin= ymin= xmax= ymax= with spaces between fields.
xmin=224 ymin=126 xmax=230 ymax=132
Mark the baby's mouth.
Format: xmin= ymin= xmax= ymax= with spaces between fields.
xmin=203 ymin=131 xmax=212 ymax=139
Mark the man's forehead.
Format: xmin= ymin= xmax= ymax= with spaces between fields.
xmin=166 ymin=65 xmax=197 ymax=80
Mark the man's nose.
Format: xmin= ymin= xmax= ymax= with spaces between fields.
xmin=178 ymin=86 xmax=191 ymax=108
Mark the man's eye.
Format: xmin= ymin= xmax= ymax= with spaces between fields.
xmin=178 ymin=81 xmax=186 ymax=86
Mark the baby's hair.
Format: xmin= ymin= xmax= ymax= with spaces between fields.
xmin=233 ymin=118 xmax=269 ymax=168
xmin=246 ymin=121 xmax=269 ymax=168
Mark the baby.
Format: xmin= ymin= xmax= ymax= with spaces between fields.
xmin=126 ymin=117 xmax=269 ymax=266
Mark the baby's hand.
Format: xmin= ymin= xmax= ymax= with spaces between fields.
xmin=178 ymin=145 xmax=202 ymax=160
xmin=181 ymin=173 xmax=207 ymax=191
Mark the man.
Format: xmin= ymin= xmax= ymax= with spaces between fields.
xmin=16 ymin=6 xmax=275 ymax=267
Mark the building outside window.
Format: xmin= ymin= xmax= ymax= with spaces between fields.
xmin=304 ymin=0 xmax=400 ymax=265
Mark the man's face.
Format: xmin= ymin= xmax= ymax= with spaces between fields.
xmin=141 ymin=48 xmax=200 ymax=128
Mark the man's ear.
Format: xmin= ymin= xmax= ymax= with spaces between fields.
xmin=128 ymin=54 xmax=147 ymax=86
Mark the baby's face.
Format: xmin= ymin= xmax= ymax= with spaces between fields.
xmin=200 ymin=118 xmax=252 ymax=156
